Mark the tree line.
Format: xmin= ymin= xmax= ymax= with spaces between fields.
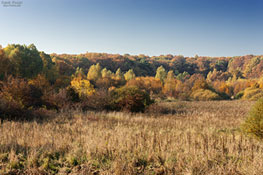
xmin=1 ymin=44 xmax=263 ymax=119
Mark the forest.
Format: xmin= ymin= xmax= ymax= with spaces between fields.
xmin=1 ymin=44 xmax=263 ymax=118
xmin=2 ymin=44 xmax=263 ymax=174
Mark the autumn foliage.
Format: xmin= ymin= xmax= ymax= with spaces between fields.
xmin=242 ymin=98 xmax=263 ymax=140
xmin=1 ymin=44 xmax=263 ymax=119
xmin=110 ymin=86 xmax=153 ymax=112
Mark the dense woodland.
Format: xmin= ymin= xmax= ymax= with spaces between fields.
xmin=1 ymin=44 xmax=263 ymax=119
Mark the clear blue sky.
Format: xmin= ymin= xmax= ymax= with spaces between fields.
xmin=0 ymin=0 xmax=262 ymax=57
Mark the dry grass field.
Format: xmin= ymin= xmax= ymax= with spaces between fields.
xmin=0 ymin=100 xmax=262 ymax=175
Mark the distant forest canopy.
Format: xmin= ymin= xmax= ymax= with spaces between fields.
xmin=1 ymin=43 xmax=263 ymax=101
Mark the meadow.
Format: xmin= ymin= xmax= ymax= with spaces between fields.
xmin=0 ymin=100 xmax=262 ymax=175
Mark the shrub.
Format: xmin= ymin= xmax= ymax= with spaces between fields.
xmin=42 ymin=88 xmax=79 ymax=111
xmin=242 ymin=98 xmax=263 ymax=140
xmin=242 ymin=87 xmax=263 ymax=100
xmin=235 ymin=91 xmax=244 ymax=99
xmin=0 ymin=94 xmax=52 ymax=121
xmin=0 ymin=77 xmax=55 ymax=120
xmin=66 ymin=87 xmax=80 ymax=102
xmin=190 ymin=89 xmax=221 ymax=101
xmin=81 ymin=89 xmax=112 ymax=111
xmin=110 ymin=86 xmax=153 ymax=112
xmin=0 ymin=97 xmax=26 ymax=120
xmin=0 ymin=77 xmax=43 ymax=109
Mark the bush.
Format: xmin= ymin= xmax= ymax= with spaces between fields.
xmin=81 ymin=89 xmax=112 ymax=111
xmin=0 ymin=97 xmax=26 ymax=120
xmin=66 ymin=87 xmax=80 ymax=103
xmin=242 ymin=87 xmax=263 ymax=100
xmin=242 ymin=98 xmax=263 ymax=140
xmin=0 ymin=77 xmax=55 ymax=121
xmin=110 ymin=86 xmax=153 ymax=112
xmin=42 ymin=87 xmax=81 ymax=111
xmin=0 ymin=77 xmax=44 ymax=109
xmin=235 ymin=91 xmax=244 ymax=99
xmin=0 ymin=95 xmax=52 ymax=121
xmin=190 ymin=89 xmax=221 ymax=101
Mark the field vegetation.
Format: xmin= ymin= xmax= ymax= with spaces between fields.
xmin=1 ymin=101 xmax=263 ymax=175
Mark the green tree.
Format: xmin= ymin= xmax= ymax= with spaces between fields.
xmin=176 ymin=71 xmax=190 ymax=81
xmin=166 ymin=70 xmax=175 ymax=80
xmin=101 ymin=68 xmax=113 ymax=78
xmin=87 ymin=63 xmax=102 ymax=81
xmin=4 ymin=44 xmax=43 ymax=78
xmin=101 ymin=68 xmax=108 ymax=78
xmin=74 ymin=67 xmax=86 ymax=79
xmin=115 ymin=68 xmax=124 ymax=80
xmin=107 ymin=70 xmax=113 ymax=78
xmin=163 ymin=70 xmax=177 ymax=96
xmin=155 ymin=66 xmax=167 ymax=83
xmin=124 ymin=69 xmax=135 ymax=81
xmin=39 ymin=51 xmax=58 ymax=83
xmin=0 ymin=48 xmax=14 ymax=80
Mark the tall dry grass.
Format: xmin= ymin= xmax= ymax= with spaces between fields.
xmin=0 ymin=100 xmax=262 ymax=175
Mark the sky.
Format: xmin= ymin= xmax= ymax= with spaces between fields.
xmin=0 ymin=0 xmax=262 ymax=57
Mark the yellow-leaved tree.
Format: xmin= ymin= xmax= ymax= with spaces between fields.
xmin=87 ymin=63 xmax=102 ymax=81
xmin=163 ymin=70 xmax=177 ymax=96
xmin=71 ymin=77 xmax=95 ymax=97
xmin=124 ymin=69 xmax=135 ymax=81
